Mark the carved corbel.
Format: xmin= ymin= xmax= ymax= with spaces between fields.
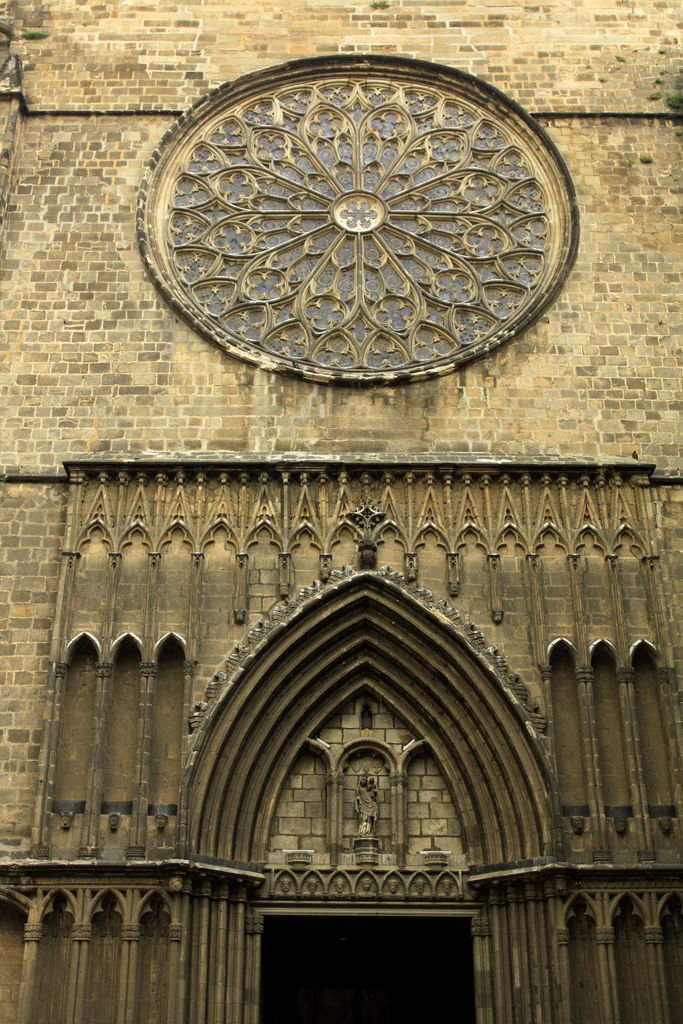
xmin=189 ymin=700 xmax=208 ymax=733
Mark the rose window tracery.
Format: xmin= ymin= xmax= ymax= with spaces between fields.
xmin=140 ymin=59 xmax=577 ymax=382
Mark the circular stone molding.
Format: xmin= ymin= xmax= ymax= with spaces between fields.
xmin=139 ymin=57 xmax=578 ymax=383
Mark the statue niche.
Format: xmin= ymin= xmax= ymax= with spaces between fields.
xmin=345 ymin=750 xmax=388 ymax=866
xmin=354 ymin=773 xmax=378 ymax=837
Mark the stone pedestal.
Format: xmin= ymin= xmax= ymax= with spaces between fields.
xmin=353 ymin=837 xmax=379 ymax=866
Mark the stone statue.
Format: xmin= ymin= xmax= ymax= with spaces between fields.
xmin=354 ymin=774 xmax=378 ymax=837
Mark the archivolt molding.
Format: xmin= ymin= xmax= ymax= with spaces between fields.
xmin=182 ymin=566 xmax=558 ymax=868
xmin=194 ymin=564 xmax=545 ymax=737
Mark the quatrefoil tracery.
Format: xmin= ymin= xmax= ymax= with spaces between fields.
xmin=141 ymin=62 xmax=577 ymax=381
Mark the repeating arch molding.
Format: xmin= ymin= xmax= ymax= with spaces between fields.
xmin=182 ymin=570 xmax=557 ymax=867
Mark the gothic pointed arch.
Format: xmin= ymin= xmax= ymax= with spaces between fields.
xmin=182 ymin=569 xmax=557 ymax=868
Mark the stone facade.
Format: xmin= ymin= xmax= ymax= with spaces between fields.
xmin=0 ymin=2 xmax=681 ymax=1022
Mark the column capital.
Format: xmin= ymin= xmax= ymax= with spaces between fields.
xmin=23 ymin=923 xmax=43 ymax=942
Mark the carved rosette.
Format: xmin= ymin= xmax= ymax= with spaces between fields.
xmin=139 ymin=57 xmax=577 ymax=383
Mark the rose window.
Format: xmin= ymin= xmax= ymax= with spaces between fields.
xmin=139 ymin=59 xmax=577 ymax=382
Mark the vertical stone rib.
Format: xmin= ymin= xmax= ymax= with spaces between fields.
xmin=79 ymin=659 xmax=113 ymax=855
xmin=32 ymin=469 xmax=85 ymax=853
xmin=226 ymin=885 xmax=246 ymax=1024
xmin=576 ymin=666 xmax=608 ymax=855
xmin=471 ymin=908 xmax=493 ymax=1024
xmin=595 ymin=921 xmax=617 ymax=1024
xmin=525 ymin=553 xmax=546 ymax=669
xmin=390 ymin=771 xmax=406 ymax=866
xmin=16 ymin=924 xmax=41 ymax=1024
xmin=123 ymin=925 xmax=139 ymax=1024
xmin=213 ymin=885 xmax=229 ymax=1024
xmin=130 ymin=660 xmax=156 ymax=856
xmin=327 ymin=771 xmax=342 ymax=867
xmin=195 ymin=879 xmax=212 ymax=1024
xmin=244 ymin=909 xmax=263 ymax=1024
xmin=72 ymin=924 xmax=91 ymax=1024
xmin=487 ymin=553 xmax=504 ymax=624
xmin=234 ymin=552 xmax=248 ymax=625
xmin=489 ymin=890 xmax=512 ymax=1024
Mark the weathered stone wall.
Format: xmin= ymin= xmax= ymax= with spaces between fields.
xmin=5 ymin=0 xmax=681 ymax=115
xmin=0 ymin=5 xmax=680 ymax=1023
xmin=0 ymin=0 xmax=680 ymax=475
xmin=0 ymin=482 xmax=64 ymax=855
xmin=0 ymin=904 xmax=24 ymax=1024
xmin=0 ymin=112 xmax=680 ymax=471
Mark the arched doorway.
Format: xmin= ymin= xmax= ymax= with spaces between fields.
xmin=181 ymin=570 xmax=556 ymax=1023
xmin=262 ymin=913 xmax=475 ymax=1024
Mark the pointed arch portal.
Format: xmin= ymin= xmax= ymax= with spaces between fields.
xmin=184 ymin=572 xmax=555 ymax=869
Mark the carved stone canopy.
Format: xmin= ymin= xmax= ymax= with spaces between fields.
xmin=139 ymin=56 xmax=578 ymax=383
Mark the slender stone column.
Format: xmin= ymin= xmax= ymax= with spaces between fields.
xmin=525 ymin=883 xmax=550 ymax=1023
xmin=17 ymin=922 xmax=42 ymax=1024
xmin=119 ymin=923 xmax=139 ymax=1024
xmin=595 ymin=926 xmax=616 ymax=1024
xmin=487 ymin=553 xmax=504 ymax=624
xmin=488 ymin=888 xmax=512 ymax=1024
xmin=171 ymin=878 xmax=192 ymax=1024
xmin=129 ymin=659 xmax=157 ymax=857
xmin=72 ymin=922 xmax=92 ymax=1024
xmin=244 ymin=909 xmax=264 ymax=1024
xmin=33 ymin=530 xmax=84 ymax=855
xmin=507 ymin=885 xmax=529 ymax=1022
xmin=390 ymin=771 xmax=406 ymax=866
xmin=79 ymin=660 xmax=113 ymax=856
xmin=575 ymin=666 xmax=609 ymax=858
xmin=326 ymin=770 xmax=343 ymax=866
xmin=234 ymin=552 xmax=248 ymax=625
xmin=615 ymin=665 xmax=653 ymax=857
xmin=526 ymin=553 xmax=546 ymax=669
xmin=212 ymin=883 xmax=230 ymax=1024
xmin=195 ymin=878 xmax=212 ymax=1024
xmin=555 ymin=926 xmax=571 ymax=1024
xmin=644 ymin=925 xmax=667 ymax=1024
xmin=226 ymin=884 xmax=247 ymax=1024
xmin=471 ymin=909 xmax=493 ymax=1024
xmin=167 ymin=918 xmax=184 ymax=1024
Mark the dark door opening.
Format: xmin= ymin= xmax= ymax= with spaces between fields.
xmin=262 ymin=914 xmax=475 ymax=1024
